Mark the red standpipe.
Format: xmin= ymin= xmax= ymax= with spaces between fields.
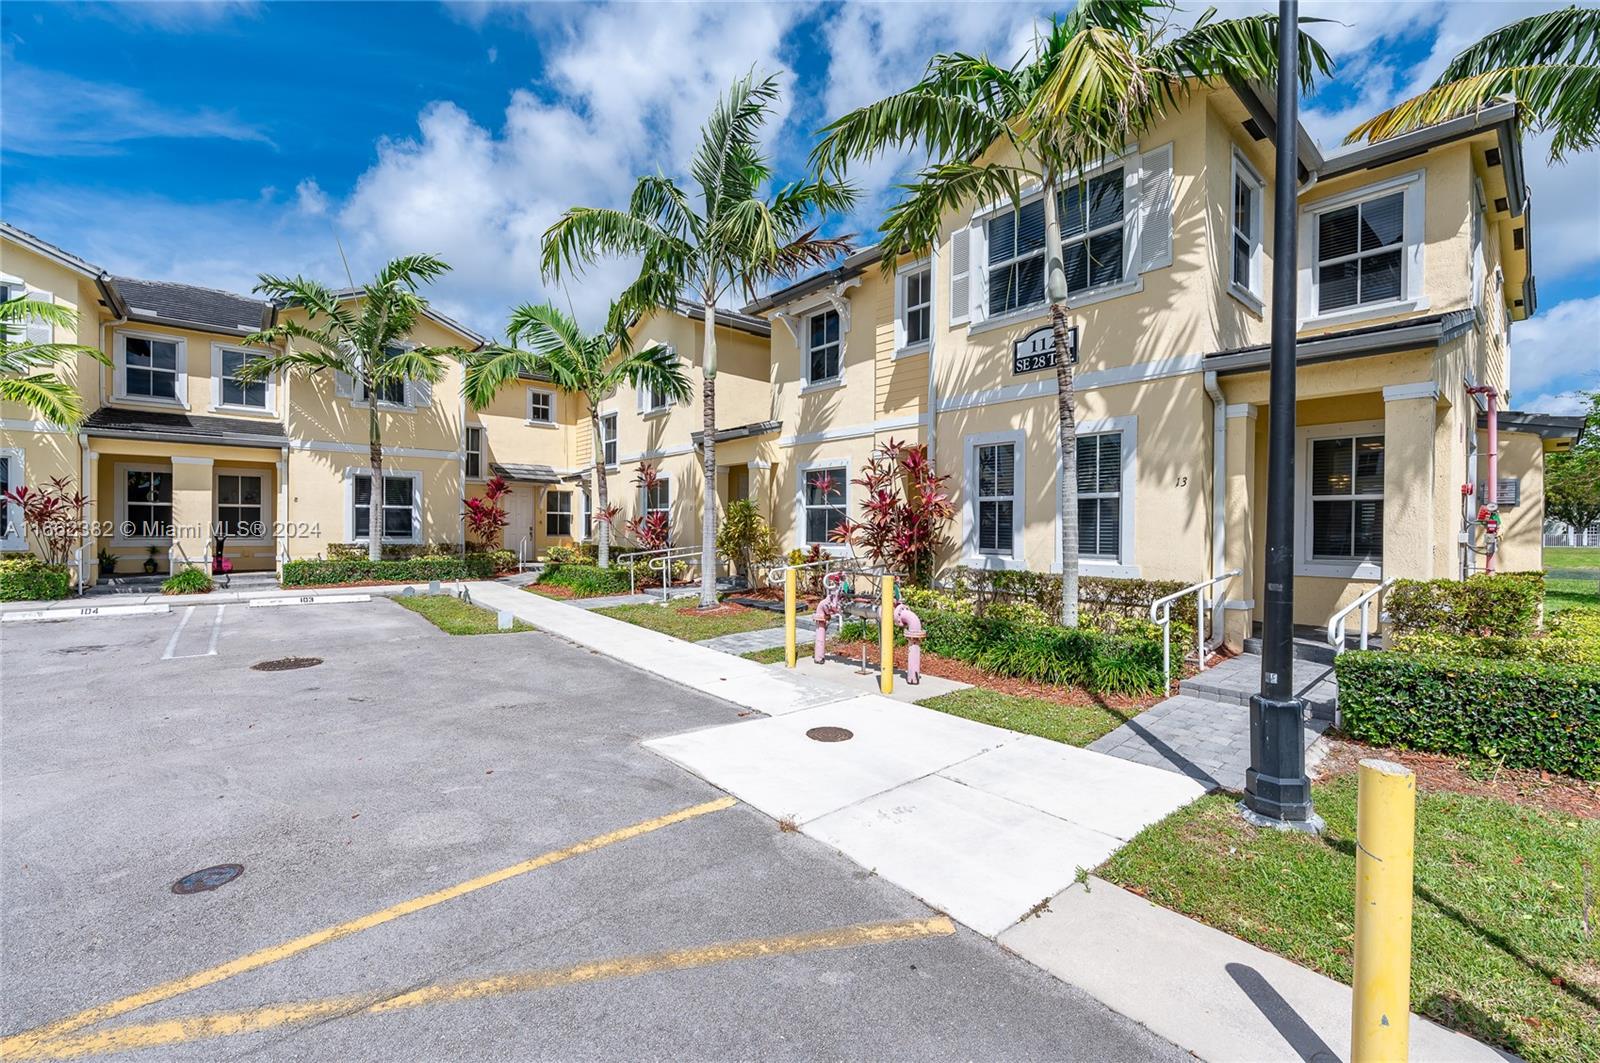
xmin=1468 ymin=386 xmax=1499 ymax=572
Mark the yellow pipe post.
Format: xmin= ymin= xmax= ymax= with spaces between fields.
xmin=879 ymin=574 xmax=895 ymax=695
xmin=784 ymin=567 xmax=797 ymax=669
xmin=1351 ymin=758 xmax=1417 ymax=1063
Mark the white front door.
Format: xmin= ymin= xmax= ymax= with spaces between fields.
xmin=505 ymin=486 xmax=536 ymax=558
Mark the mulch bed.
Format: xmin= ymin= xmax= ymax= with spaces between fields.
xmin=676 ymin=602 xmax=758 ymax=619
xmin=527 ymin=584 xmax=577 ymax=600
xmin=826 ymin=639 xmax=1161 ymax=713
xmin=1316 ymin=736 xmax=1600 ymax=820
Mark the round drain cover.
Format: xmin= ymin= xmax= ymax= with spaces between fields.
xmin=806 ymin=726 xmax=854 ymax=743
xmin=251 ymin=656 xmax=322 ymax=672
xmin=172 ymin=864 xmax=244 ymax=894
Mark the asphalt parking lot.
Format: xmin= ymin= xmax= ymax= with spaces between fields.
xmin=0 ymin=597 xmax=1185 ymax=1061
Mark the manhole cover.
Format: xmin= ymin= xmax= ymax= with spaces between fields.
xmin=171 ymin=864 xmax=244 ymax=894
xmin=251 ymin=656 xmax=322 ymax=672
xmin=806 ymin=726 xmax=854 ymax=743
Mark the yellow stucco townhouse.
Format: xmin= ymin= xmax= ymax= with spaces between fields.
xmin=600 ymin=83 xmax=1582 ymax=647
xmin=1 ymin=221 xmax=584 ymax=586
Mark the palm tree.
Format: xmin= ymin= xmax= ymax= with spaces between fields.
xmin=1 ymin=295 xmax=109 ymax=427
xmin=1347 ymin=6 xmax=1600 ymax=162
xmin=462 ymin=303 xmax=691 ymax=568
xmin=812 ymin=0 xmax=1329 ymax=625
xmin=238 ymin=255 xmax=466 ymax=562
xmin=542 ymin=71 xmax=857 ymax=609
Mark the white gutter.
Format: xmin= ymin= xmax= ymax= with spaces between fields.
xmin=1203 ymin=370 xmax=1227 ymax=638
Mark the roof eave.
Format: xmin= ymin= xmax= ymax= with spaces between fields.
xmin=84 ymin=426 xmax=290 ymax=449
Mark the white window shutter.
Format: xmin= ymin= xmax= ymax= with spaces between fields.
xmin=948 ymin=228 xmax=971 ymax=326
xmin=1137 ymin=143 xmax=1174 ymax=273
xmin=969 ymin=222 xmax=989 ymax=323
xmin=24 ymin=289 xmax=53 ymax=345
xmin=636 ymin=383 xmax=646 ymax=412
xmin=893 ymin=271 xmax=907 ymax=349
xmin=334 ymin=370 xmax=354 ymax=398
xmin=411 ymin=375 xmax=432 ymax=407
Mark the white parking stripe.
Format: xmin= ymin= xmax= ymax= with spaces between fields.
xmin=204 ymin=605 xmax=226 ymax=656
xmin=161 ymin=607 xmax=196 ymax=661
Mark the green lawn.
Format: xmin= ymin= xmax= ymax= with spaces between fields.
xmin=1544 ymin=547 xmax=1600 ymax=614
xmin=594 ymin=602 xmax=783 ymax=641
xmin=915 ymin=688 xmax=1132 ymax=747
xmin=395 ymin=594 xmax=535 ymax=635
xmin=743 ymin=645 xmax=789 ymax=664
xmin=1100 ymin=777 xmax=1600 ymax=1063
xmin=1547 ymin=546 xmax=1600 ymax=572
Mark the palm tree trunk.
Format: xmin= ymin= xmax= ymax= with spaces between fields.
xmin=1041 ymin=172 xmax=1079 ymax=627
xmin=367 ymin=387 xmax=384 ymax=563
xmin=699 ymin=298 xmax=718 ymax=609
xmin=592 ymin=408 xmax=610 ymax=568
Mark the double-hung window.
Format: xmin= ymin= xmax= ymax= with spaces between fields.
xmin=645 ymin=478 xmax=670 ymax=522
xmin=216 ymin=473 xmax=265 ymax=539
xmin=1315 ymin=191 xmax=1404 ymax=314
xmin=218 ymin=347 xmax=269 ymax=409
xmin=600 ymin=413 xmax=618 ymax=466
xmin=986 ymin=198 xmax=1046 ymax=315
xmin=898 ymin=265 xmax=931 ymax=351
xmin=527 ymin=389 xmax=555 ymax=424
xmin=546 ymin=491 xmax=573 ymax=537
xmin=352 ymin=472 xmax=416 ymax=542
xmin=1058 ymin=167 xmax=1126 ymax=295
xmin=465 ymin=426 xmax=484 ymax=480
xmin=803 ymin=467 xmax=847 ymax=545
xmin=0 ymin=450 xmax=22 ymax=546
xmin=1077 ymin=433 xmax=1123 ymax=560
xmin=1309 ymin=435 xmax=1384 ymax=561
xmin=124 ymin=336 xmax=181 ymax=401
xmin=125 ymin=469 xmax=173 ymax=540
xmin=975 ymin=443 xmax=1016 ymax=555
xmin=806 ymin=309 xmax=841 ymax=384
xmin=1231 ymin=156 xmax=1263 ymax=299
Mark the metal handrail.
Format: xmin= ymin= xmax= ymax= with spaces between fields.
xmin=1150 ymin=569 xmax=1241 ymax=688
xmin=618 ymin=545 xmax=703 ymax=600
xmin=1327 ymin=576 xmax=1397 ymax=654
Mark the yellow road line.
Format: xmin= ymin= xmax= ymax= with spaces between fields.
xmin=1 ymin=797 xmax=735 ymax=1057
xmin=13 ymin=916 xmax=955 ymax=1060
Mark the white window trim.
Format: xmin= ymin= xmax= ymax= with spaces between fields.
xmin=961 ymin=429 xmax=1025 ymax=569
xmin=209 ymin=342 xmax=277 ymax=416
xmin=1299 ymin=169 xmax=1428 ymax=329
xmin=0 ymin=447 xmax=26 ymax=551
xmin=112 ymin=462 xmax=175 ymax=547
xmin=640 ymin=473 xmax=672 ymax=523
xmin=464 ymin=425 xmax=485 ymax=481
xmin=213 ymin=468 xmax=273 ymax=545
xmin=351 ymin=341 xmax=417 ymax=411
xmin=525 ymin=386 xmax=558 ymax=427
xmin=802 ymin=307 xmax=843 ymax=387
xmin=1052 ymin=415 xmax=1139 ymax=578
xmin=599 ymin=412 xmax=619 ymax=470
xmin=113 ymin=329 xmax=189 ymax=410
xmin=796 ymin=458 xmax=850 ymax=555
xmin=1294 ymin=419 xmax=1385 ymax=580
xmin=1229 ymin=149 xmax=1265 ymax=311
xmin=343 ymin=467 xmax=422 ymax=545
xmin=545 ymin=489 xmax=575 ymax=538
xmin=893 ymin=257 xmax=932 ymax=357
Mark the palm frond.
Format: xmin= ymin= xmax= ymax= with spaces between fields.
xmin=612 ymin=339 xmax=693 ymax=405
xmin=542 ymin=205 xmax=691 ymax=282
xmin=811 ymin=83 xmax=1012 ymax=176
xmin=877 ymin=162 xmax=1031 ymax=264
xmin=230 ymin=346 xmax=352 ymax=383
xmin=0 ymin=373 xmax=85 ymax=427
xmin=0 ymin=296 xmax=80 ymax=329
xmin=0 ymin=342 xmax=108 ymax=371
xmin=1436 ymin=5 xmax=1600 ymax=81
xmin=691 ymin=70 xmax=781 ymax=219
xmin=373 ymin=345 xmax=458 ymax=384
xmin=371 ymin=253 xmax=452 ymax=292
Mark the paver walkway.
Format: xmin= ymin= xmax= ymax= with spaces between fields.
xmin=1087 ymin=695 xmax=1328 ymax=791
xmin=697 ymin=625 xmax=790 ymax=654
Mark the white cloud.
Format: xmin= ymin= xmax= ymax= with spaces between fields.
xmin=487 ymin=46 xmax=498 ymax=64
xmin=82 ymin=0 xmax=260 ymax=30
xmin=1520 ymin=389 xmax=1594 ymax=416
xmin=1511 ymin=293 xmax=1600 ymax=399
xmin=294 ymin=179 xmax=330 ymax=217
xmin=0 ymin=60 xmax=274 ymax=156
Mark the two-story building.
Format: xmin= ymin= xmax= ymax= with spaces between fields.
xmin=598 ymin=83 xmax=1580 ymax=645
xmin=1 ymin=222 xmax=588 ymax=584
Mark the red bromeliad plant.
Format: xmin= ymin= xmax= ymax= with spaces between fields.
xmin=3 ymin=476 xmax=90 ymax=566
xmin=624 ymin=463 xmax=670 ymax=551
xmin=464 ymin=475 xmax=510 ymax=548
xmin=830 ymin=438 xmax=953 ymax=586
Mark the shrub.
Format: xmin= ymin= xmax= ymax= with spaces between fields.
xmin=162 ymin=568 xmax=215 ymax=595
xmin=626 ymin=558 xmax=687 ymax=588
xmin=464 ymin=476 xmax=510 ymax=548
xmin=325 ymin=542 xmax=465 ymax=562
xmin=829 ymin=438 xmax=954 ymax=586
xmin=538 ymin=562 xmax=632 ymax=598
xmin=716 ymin=499 xmax=781 ymax=585
xmin=944 ymin=567 xmax=1195 ymax=628
xmin=1335 ymin=650 xmax=1600 ymax=779
xmin=0 ymin=556 xmax=71 ymax=601
xmin=1384 ymin=572 xmax=1544 ymax=638
xmin=2 ymin=476 xmax=89 ymax=566
xmin=282 ymin=555 xmax=502 ymax=587
xmin=902 ymin=585 xmax=974 ymax=616
xmin=545 ymin=543 xmax=597 ymax=565
xmin=919 ymin=610 xmax=1165 ymax=695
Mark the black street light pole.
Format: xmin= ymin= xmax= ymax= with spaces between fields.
xmin=1244 ymin=0 xmax=1319 ymax=829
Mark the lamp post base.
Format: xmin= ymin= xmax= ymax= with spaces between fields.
xmin=1242 ymin=693 xmax=1319 ymax=826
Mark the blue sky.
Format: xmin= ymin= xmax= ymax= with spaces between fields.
xmin=2 ymin=1 xmax=1596 ymax=412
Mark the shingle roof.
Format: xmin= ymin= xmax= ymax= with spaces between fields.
xmin=490 ymin=463 xmax=565 ymax=484
xmin=83 ymin=406 xmax=288 ymax=448
xmin=112 ymin=276 xmax=269 ymax=335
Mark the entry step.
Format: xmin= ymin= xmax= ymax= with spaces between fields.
xmin=1180 ymin=653 xmax=1338 ymax=721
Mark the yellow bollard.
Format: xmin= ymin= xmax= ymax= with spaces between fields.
xmin=1351 ymin=758 xmax=1417 ymax=1063
xmin=784 ymin=568 xmax=798 ymax=668
xmin=879 ymin=574 xmax=895 ymax=695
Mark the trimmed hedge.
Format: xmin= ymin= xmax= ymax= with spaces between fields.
xmin=1335 ymin=650 xmax=1600 ymax=779
xmin=1385 ymin=571 xmax=1544 ymax=637
xmin=944 ymin=566 xmax=1197 ymax=628
xmin=0 ymin=556 xmax=71 ymax=601
xmin=282 ymin=554 xmax=503 ymax=587
xmin=921 ymin=610 xmax=1165 ymax=695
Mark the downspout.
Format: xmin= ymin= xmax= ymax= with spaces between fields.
xmin=926 ymin=240 xmax=940 ymax=474
xmin=1203 ymin=371 xmax=1227 ymax=637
